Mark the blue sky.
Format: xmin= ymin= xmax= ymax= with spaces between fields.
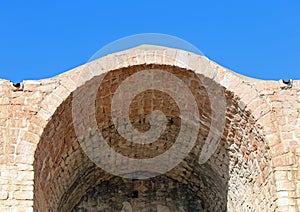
xmin=0 ymin=1 xmax=299 ymax=82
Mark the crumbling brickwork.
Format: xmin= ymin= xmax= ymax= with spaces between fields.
xmin=0 ymin=45 xmax=299 ymax=211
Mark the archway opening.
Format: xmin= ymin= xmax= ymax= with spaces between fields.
xmin=34 ymin=65 xmax=274 ymax=211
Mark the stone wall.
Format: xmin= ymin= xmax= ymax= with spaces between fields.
xmin=0 ymin=45 xmax=299 ymax=211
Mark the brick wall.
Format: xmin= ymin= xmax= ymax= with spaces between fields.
xmin=0 ymin=45 xmax=298 ymax=211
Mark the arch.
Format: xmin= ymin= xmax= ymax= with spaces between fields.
xmin=28 ymin=45 xmax=278 ymax=149
xmin=19 ymin=45 xmax=278 ymax=210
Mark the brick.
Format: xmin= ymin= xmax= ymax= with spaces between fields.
xmin=276 ymin=181 xmax=296 ymax=191
xmin=11 ymin=207 xmax=33 ymax=212
xmin=271 ymin=143 xmax=289 ymax=157
xmin=273 ymin=153 xmax=296 ymax=167
xmin=277 ymin=197 xmax=296 ymax=206
xmin=0 ymin=191 xmax=8 ymax=200
xmin=13 ymin=191 xmax=33 ymax=200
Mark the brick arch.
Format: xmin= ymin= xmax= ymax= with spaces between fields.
xmin=28 ymin=45 xmax=278 ymax=148
xmin=22 ymin=45 xmax=279 ymax=211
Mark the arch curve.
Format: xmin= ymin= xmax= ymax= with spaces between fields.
xmin=22 ymin=45 xmax=279 ymax=211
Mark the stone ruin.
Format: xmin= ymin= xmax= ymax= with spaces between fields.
xmin=0 ymin=45 xmax=299 ymax=211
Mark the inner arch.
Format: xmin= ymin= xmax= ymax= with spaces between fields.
xmin=33 ymin=65 xmax=275 ymax=211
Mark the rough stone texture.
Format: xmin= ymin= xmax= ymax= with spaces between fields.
xmin=0 ymin=45 xmax=299 ymax=211
xmin=72 ymin=176 xmax=205 ymax=211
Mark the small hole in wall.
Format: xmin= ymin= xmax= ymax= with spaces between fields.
xmin=13 ymin=82 xmax=21 ymax=88
xmin=132 ymin=190 xmax=139 ymax=198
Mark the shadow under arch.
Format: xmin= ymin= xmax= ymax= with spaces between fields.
xmin=33 ymin=64 xmax=276 ymax=211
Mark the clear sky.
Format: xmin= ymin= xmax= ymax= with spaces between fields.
xmin=0 ymin=1 xmax=299 ymax=82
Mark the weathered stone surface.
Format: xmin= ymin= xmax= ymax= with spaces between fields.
xmin=0 ymin=45 xmax=299 ymax=211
